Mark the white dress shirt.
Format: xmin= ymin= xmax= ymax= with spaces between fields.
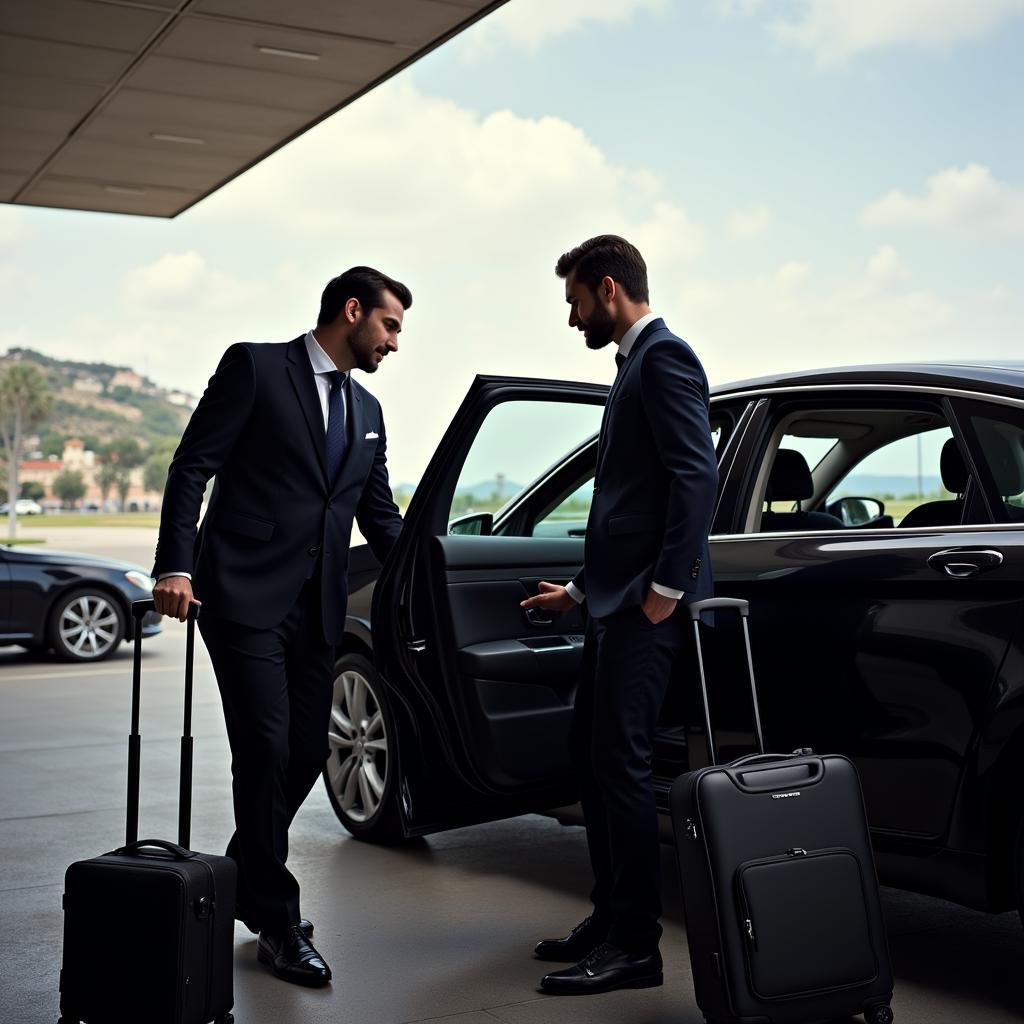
xmin=156 ymin=331 xmax=346 ymax=583
xmin=565 ymin=312 xmax=685 ymax=606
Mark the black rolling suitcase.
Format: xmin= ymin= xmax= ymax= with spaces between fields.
xmin=59 ymin=600 xmax=236 ymax=1024
xmin=670 ymin=597 xmax=894 ymax=1024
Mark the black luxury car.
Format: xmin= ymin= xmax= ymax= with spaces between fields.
xmin=0 ymin=545 xmax=162 ymax=660
xmin=323 ymin=361 xmax=1024 ymax=925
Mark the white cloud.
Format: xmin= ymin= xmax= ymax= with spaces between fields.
xmin=729 ymin=203 xmax=774 ymax=237
xmin=0 ymin=207 xmax=26 ymax=246
xmin=120 ymin=250 xmax=259 ymax=310
xmin=458 ymin=0 xmax=669 ymax=61
xmin=862 ymin=164 xmax=1024 ymax=237
xmin=728 ymin=0 xmax=1024 ymax=66
xmin=668 ymin=247 xmax=956 ymax=384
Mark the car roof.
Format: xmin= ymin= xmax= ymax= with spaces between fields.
xmin=711 ymin=361 xmax=1024 ymax=401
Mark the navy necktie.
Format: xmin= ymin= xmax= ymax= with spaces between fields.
xmin=615 ymin=351 xmax=626 ymax=369
xmin=325 ymin=370 xmax=347 ymax=482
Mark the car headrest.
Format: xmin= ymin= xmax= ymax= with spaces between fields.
xmin=982 ymin=430 xmax=1024 ymax=496
xmin=940 ymin=438 xmax=968 ymax=494
xmin=765 ymin=448 xmax=814 ymax=503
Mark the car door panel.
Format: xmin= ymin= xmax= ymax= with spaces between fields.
xmin=432 ymin=535 xmax=586 ymax=787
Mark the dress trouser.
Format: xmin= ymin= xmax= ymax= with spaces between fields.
xmin=569 ymin=602 xmax=688 ymax=954
xmin=198 ymin=574 xmax=335 ymax=932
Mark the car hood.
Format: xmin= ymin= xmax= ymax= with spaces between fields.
xmin=1 ymin=545 xmax=148 ymax=574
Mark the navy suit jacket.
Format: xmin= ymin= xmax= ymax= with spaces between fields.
xmin=153 ymin=336 xmax=402 ymax=644
xmin=571 ymin=319 xmax=718 ymax=620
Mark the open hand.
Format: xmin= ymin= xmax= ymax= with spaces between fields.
xmin=520 ymin=581 xmax=576 ymax=614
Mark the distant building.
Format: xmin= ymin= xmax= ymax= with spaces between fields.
xmin=109 ymin=369 xmax=144 ymax=392
xmin=166 ymin=390 xmax=196 ymax=408
xmin=72 ymin=376 xmax=103 ymax=394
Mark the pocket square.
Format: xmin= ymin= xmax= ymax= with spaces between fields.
xmin=365 ymin=431 xmax=379 ymax=439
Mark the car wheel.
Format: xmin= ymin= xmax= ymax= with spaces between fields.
xmin=48 ymin=588 xmax=126 ymax=662
xmin=322 ymin=652 xmax=404 ymax=843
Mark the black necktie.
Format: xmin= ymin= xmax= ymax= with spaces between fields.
xmin=325 ymin=370 xmax=347 ymax=482
xmin=615 ymin=351 xmax=626 ymax=370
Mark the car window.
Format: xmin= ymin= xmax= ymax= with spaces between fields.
xmin=827 ymin=426 xmax=955 ymax=526
xmin=966 ymin=407 xmax=1024 ymax=522
xmin=533 ymin=479 xmax=592 ymax=538
xmin=744 ymin=404 xmax=961 ymax=533
xmin=448 ymin=399 xmax=603 ymax=533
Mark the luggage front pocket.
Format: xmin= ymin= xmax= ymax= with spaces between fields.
xmin=736 ymin=847 xmax=878 ymax=1000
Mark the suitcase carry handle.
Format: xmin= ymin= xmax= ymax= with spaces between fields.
xmin=113 ymin=839 xmax=195 ymax=860
xmin=725 ymin=753 xmax=825 ymax=792
xmin=687 ymin=596 xmax=766 ymax=767
xmin=127 ymin=599 xmax=199 ymax=850
xmin=687 ymin=596 xmax=749 ymax=620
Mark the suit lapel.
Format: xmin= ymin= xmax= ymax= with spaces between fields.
xmin=285 ymin=336 xmax=329 ymax=486
xmin=595 ymin=319 xmax=668 ymax=482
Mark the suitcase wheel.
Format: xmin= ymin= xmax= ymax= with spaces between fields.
xmin=866 ymin=1004 xmax=894 ymax=1024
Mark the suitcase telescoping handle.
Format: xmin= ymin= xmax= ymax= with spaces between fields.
xmin=127 ymin=599 xmax=199 ymax=850
xmin=686 ymin=597 xmax=766 ymax=767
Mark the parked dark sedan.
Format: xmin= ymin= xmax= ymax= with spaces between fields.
xmin=324 ymin=361 xmax=1024 ymax=929
xmin=0 ymin=545 xmax=162 ymax=660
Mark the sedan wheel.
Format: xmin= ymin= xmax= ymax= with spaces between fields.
xmin=49 ymin=589 xmax=125 ymax=661
xmin=323 ymin=652 xmax=403 ymax=842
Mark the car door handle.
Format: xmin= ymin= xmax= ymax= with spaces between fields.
xmin=524 ymin=607 xmax=554 ymax=627
xmin=927 ymin=548 xmax=1004 ymax=578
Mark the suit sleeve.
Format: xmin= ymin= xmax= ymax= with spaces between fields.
xmin=640 ymin=341 xmax=718 ymax=592
xmin=355 ymin=404 xmax=403 ymax=566
xmin=152 ymin=344 xmax=255 ymax=577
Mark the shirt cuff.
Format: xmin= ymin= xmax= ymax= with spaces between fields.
xmin=651 ymin=582 xmax=684 ymax=600
xmin=156 ymin=572 xmax=192 ymax=582
xmin=565 ymin=581 xmax=585 ymax=604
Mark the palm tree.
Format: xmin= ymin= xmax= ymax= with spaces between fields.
xmin=0 ymin=363 xmax=53 ymax=539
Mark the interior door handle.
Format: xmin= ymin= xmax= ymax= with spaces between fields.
xmin=927 ymin=548 xmax=1004 ymax=578
xmin=524 ymin=607 xmax=554 ymax=627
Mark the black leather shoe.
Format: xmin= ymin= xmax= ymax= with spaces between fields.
xmin=540 ymin=942 xmax=663 ymax=995
xmin=534 ymin=915 xmax=607 ymax=962
xmin=257 ymin=925 xmax=332 ymax=987
xmin=237 ymin=906 xmax=313 ymax=938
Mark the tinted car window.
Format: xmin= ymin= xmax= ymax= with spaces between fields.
xmin=968 ymin=408 xmax=1024 ymax=522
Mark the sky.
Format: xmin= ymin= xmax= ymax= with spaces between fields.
xmin=2 ymin=0 xmax=1023 ymax=487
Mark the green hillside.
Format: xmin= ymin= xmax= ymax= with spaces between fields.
xmin=1 ymin=348 xmax=193 ymax=450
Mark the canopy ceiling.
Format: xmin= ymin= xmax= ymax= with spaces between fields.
xmin=0 ymin=0 xmax=507 ymax=217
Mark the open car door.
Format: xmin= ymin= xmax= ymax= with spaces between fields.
xmin=372 ymin=375 xmax=607 ymax=832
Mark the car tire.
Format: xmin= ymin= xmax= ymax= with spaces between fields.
xmin=322 ymin=652 xmax=405 ymax=843
xmin=48 ymin=588 xmax=126 ymax=662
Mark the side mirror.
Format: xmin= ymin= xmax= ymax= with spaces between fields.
xmin=828 ymin=496 xmax=884 ymax=526
xmin=448 ymin=511 xmax=494 ymax=536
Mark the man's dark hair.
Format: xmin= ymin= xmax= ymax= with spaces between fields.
xmin=555 ymin=235 xmax=649 ymax=304
xmin=317 ymin=266 xmax=413 ymax=325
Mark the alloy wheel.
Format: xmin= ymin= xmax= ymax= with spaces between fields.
xmin=326 ymin=667 xmax=389 ymax=823
xmin=58 ymin=594 xmax=121 ymax=659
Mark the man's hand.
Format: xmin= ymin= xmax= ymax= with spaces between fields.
xmin=642 ymin=588 xmax=678 ymax=625
xmin=520 ymin=581 xmax=576 ymax=614
xmin=153 ymin=576 xmax=201 ymax=623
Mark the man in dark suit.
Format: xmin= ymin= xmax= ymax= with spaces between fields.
xmin=152 ymin=267 xmax=409 ymax=986
xmin=521 ymin=235 xmax=718 ymax=995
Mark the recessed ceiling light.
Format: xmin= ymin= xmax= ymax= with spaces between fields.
xmin=104 ymin=185 xmax=147 ymax=195
xmin=151 ymin=132 xmax=205 ymax=145
xmin=256 ymin=44 xmax=320 ymax=61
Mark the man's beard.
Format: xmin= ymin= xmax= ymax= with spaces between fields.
xmin=350 ymin=319 xmax=385 ymax=373
xmin=583 ymin=304 xmax=616 ymax=350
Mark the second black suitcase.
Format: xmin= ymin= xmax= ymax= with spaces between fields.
xmin=59 ymin=601 xmax=236 ymax=1024
xmin=669 ymin=597 xmax=894 ymax=1024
